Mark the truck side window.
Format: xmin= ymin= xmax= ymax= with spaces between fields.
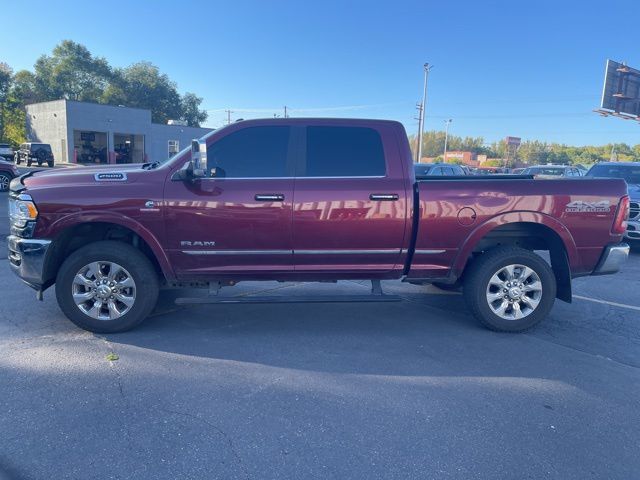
xmin=305 ymin=126 xmax=386 ymax=177
xmin=207 ymin=126 xmax=290 ymax=178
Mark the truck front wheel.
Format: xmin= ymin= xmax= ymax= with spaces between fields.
xmin=55 ymin=241 xmax=159 ymax=333
xmin=463 ymin=246 xmax=556 ymax=332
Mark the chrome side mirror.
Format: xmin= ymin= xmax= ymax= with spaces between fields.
xmin=191 ymin=139 xmax=207 ymax=178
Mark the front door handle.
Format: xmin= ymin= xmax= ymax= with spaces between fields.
xmin=370 ymin=193 xmax=399 ymax=201
xmin=255 ymin=194 xmax=285 ymax=202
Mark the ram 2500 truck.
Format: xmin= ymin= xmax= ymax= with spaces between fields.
xmin=7 ymin=118 xmax=630 ymax=333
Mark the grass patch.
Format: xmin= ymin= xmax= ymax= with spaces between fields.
xmin=105 ymin=352 xmax=119 ymax=362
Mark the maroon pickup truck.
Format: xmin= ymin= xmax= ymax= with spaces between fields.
xmin=7 ymin=118 xmax=630 ymax=333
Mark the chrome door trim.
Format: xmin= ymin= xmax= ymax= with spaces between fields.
xmin=182 ymin=249 xmax=293 ymax=255
xmin=414 ymin=249 xmax=446 ymax=254
xmin=295 ymin=249 xmax=400 ymax=255
xmin=182 ymin=249 xmax=402 ymax=256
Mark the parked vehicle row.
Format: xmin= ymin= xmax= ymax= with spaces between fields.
xmin=585 ymin=162 xmax=640 ymax=242
xmin=7 ymin=118 xmax=630 ymax=334
xmin=14 ymin=143 xmax=54 ymax=167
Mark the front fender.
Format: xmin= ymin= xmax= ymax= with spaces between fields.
xmin=45 ymin=211 xmax=175 ymax=281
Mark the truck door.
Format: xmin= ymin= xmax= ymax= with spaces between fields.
xmin=163 ymin=125 xmax=295 ymax=277
xmin=292 ymin=124 xmax=409 ymax=274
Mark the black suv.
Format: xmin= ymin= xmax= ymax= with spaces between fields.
xmin=15 ymin=143 xmax=54 ymax=167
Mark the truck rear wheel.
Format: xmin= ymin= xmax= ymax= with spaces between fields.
xmin=55 ymin=241 xmax=159 ymax=333
xmin=463 ymin=246 xmax=556 ymax=332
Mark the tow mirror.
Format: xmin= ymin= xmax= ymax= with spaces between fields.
xmin=171 ymin=139 xmax=208 ymax=182
xmin=191 ymin=139 xmax=207 ymax=178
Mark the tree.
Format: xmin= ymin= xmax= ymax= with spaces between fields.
xmin=0 ymin=63 xmax=13 ymax=141
xmin=103 ymin=62 xmax=183 ymax=124
xmin=180 ymin=92 xmax=208 ymax=127
xmin=33 ymin=40 xmax=112 ymax=102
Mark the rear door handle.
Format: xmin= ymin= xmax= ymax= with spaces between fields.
xmin=370 ymin=193 xmax=399 ymax=201
xmin=255 ymin=194 xmax=285 ymax=202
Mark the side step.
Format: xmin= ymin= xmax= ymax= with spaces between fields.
xmin=176 ymin=294 xmax=400 ymax=305
xmin=175 ymin=280 xmax=401 ymax=305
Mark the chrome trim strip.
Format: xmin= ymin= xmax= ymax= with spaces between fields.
xmin=182 ymin=249 xmax=292 ymax=255
xmin=414 ymin=249 xmax=446 ymax=254
xmin=295 ymin=249 xmax=400 ymax=255
xmin=181 ymin=249 xmax=401 ymax=256
xmin=199 ymin=175 xmax=386 ymax=180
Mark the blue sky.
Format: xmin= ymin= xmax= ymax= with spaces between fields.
xmin=3 ymin=0 xmax=640 ymax=145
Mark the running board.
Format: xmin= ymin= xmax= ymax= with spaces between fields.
xmin=175 ymin=280 xmax=400 ymax=305
xmin=175 ymin=294 xmax=401 ymax=305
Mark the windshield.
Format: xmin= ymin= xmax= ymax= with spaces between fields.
xmin=525 ymin=167 xmax=565 ymax=176
xmin=586 ymin=164 xmax=640 ymax=184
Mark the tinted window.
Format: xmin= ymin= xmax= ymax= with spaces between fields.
xmin=207 ymin=126 xmax=290 ymax=178
xmin=305 ymin=126 xmax=386 ymax=177
xmin=586 ymin=164 xmax=640 ymax=184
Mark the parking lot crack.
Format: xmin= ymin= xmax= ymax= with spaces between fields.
xmin=158 ymin=407 xmax=250 ymax=479
xmin=96 ymin=335 xmax=128 ymax=403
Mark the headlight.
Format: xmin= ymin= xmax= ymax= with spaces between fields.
xmin=9 ymin=193 xmax=38 ymax=228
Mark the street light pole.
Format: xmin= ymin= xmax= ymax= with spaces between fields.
xmin=443 ymin=119 xmax=452 ymax=160
xmin=416 ymin=63 xmax=433 ymax=163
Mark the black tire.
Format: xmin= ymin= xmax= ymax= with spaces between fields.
xmin=26 ymin=157 xmax=32 ymax=167
xmin=463 ymin=246 xmax=556 ymax=332
xmin=55 ymin=241 xmax=159 ymax=333
xmin=0 ymin=172 xmax=11 ymax=192
xmin=47 ymin=160 xmax=54 ymax=168
xmin=14 ymin=153 xmax=20 ymax=165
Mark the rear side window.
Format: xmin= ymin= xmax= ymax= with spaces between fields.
xmin=305 ymin=126 xmax=386 ymax=177
xmin=207 ymin=126 xmax=290 ymax=178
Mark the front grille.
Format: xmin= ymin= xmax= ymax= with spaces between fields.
xmin=630 ymin=201 xmax=640 ymax=220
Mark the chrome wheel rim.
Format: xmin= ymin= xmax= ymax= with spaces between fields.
xmin=486 ymin=264 xmax=542 ymax=320
xmin=72 ymin=261 xmax=136 ymax=321
xmin=0 ymin=174 xmax=9 ymax=191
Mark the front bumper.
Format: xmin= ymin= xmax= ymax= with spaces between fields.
xmin=626 ymin=219 xmax=640 ymax=241
xmin=592 ymin=242 xmax=630 ymax=275
xmin=7 ymin=235 xmax=52 ymax=289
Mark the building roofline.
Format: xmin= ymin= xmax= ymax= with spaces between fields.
xmin=26 ymin=98 xmax=152 ymax=113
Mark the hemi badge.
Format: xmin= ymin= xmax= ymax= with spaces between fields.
xmin=95 ymin=172 xmax=127 ymax=182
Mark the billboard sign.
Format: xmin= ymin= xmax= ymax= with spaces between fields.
xmin=505 ymin=136 xmax=521 ymax=147
xmin=599 ymin=59 xmax=640 ymax=118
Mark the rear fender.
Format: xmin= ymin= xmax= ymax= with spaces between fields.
xmin=452 ymin=211 xmax=578 ymax=277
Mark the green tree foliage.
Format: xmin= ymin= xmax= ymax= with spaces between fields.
xmin=411 ymin=129 xmax=640 ymax=167
xmin=180 ymin=92 xmax=208 ymax=128
xmin=0 ymin=40 xmax=208 ymax=132
xmin=103 ymin=62 xmax=183 ymax=124
xmin=0 ymin=63 xmax=13 ymax=142
xmin=33 ymin=40 xmax=113 ymax=102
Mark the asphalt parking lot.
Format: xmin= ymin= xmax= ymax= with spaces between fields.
xmin=1 ymin=191 xmax=639 ymax=480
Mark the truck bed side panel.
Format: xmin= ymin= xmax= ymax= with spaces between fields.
xmin=407 ymin=178 xmax=627 ymax=280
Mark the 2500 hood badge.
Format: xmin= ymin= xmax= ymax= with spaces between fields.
xmin=95 ymin=172 xmax=127 ymax=182
xmin=566 ymin=200 xmax=610 ymax=213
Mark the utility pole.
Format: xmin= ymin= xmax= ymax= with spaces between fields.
xmin=416 ymin=63 xmax=433 ymax=163
xmin=225 ymin=110 xmax=233 ymax=125
xmin=443 ymin=119 xmax=452 ymax=160
xmin=283 ymin=106 xmax=289 ymax=118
